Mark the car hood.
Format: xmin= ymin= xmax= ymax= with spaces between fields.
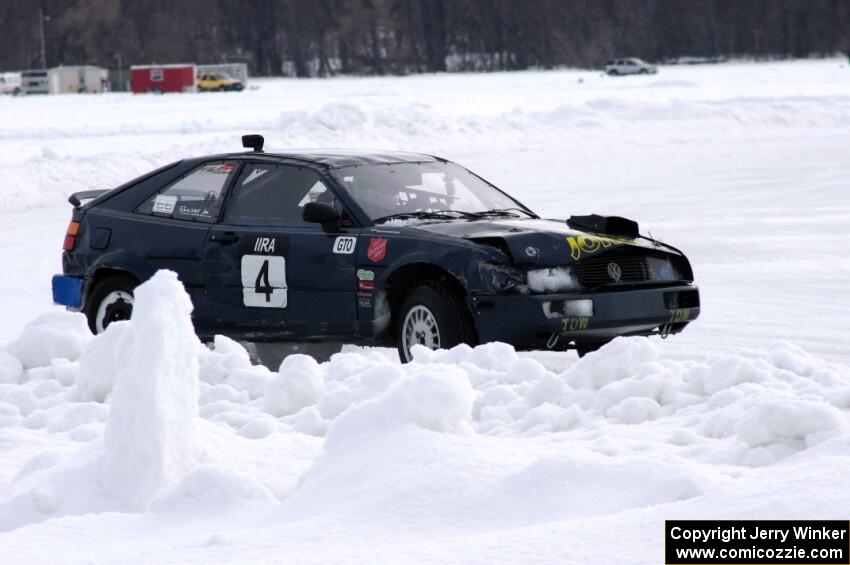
xmin=410 ymin=217 xmax=674 ymax=266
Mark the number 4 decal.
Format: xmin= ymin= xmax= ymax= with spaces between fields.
xmin=241 ymin=255 xmax=287 ymax=308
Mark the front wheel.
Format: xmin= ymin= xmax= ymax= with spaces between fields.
xmin=85 ymin=275 xmax=137 ymax=334
xmin=396 ymin=282 xmax=475 ymax=363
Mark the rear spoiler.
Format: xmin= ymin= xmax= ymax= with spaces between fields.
xmin=68 ymin=189 xmax=109 ymax=208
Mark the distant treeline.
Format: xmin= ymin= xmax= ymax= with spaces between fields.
xmin=2 ymin=0 xmax=849 ymax=76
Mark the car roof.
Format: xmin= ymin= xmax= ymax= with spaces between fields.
xmin=202 ymin=149 xmax=444 ymax=169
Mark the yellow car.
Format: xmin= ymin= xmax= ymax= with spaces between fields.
xmin=197 ymin=72 xmax=244 ymax=92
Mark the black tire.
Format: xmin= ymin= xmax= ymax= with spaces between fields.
xmin=84 ymin=275 xmax=137 ymax=334
xmin=575 ymin=339 xmax=612 ymax=358
xmin=395 ymin=281 xmax=476 ymax=363
xmin=607 ymin=69 xmax=618 ymax=76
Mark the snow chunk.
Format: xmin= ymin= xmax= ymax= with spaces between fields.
xmin=736 ymin=400 xmax=845 ymax=448
xmin=0 ymin=347 xmax=24 ymax=384
xmin=325 ymin=368 xmax=474 ymax=449
xmin=526 ymin=266 xmax=579 ymax=293
xmin=703 ymin=356 xmax=772 ymax=395
xmin=99 ymin=270 xmax=202 ymax=509
xmin=567 ymin=337 xmax=659 ymax=389
xmin=75 ymin=320 xmax=130 ymax=402
xmin=606 ymin=397 xmax=661 ymax=424
xmin=151 ymin=465 xmax=274 ymax=512
xmin=8 ymin=311 xmax=91 ymax=369
xmin=264 ymin=354 xmax=325 ymax=417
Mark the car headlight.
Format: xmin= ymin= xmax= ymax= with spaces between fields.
xmin=479 ymin=262 xmax=526 ymax=292
xmin=647 ymin=257 xmax=677 ymax=281
xmin=647 ymin=255 xmax=693 ymax=282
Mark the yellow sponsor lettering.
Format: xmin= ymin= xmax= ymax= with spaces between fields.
xmin=669 ymin=308 xmax=690 ymax=323
xmin=566 ymin=235 xmax=622 ymax=260
xmin=561 ymin=316 xmax=589 ymax=332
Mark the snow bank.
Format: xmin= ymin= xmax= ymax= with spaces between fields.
xmin=4 ymin=60 xmax=850 ymax=215
xmin=0 ymin=309 xmax=847 ymax=555
xmin=2 ymin=316 xmax=848 ymax=476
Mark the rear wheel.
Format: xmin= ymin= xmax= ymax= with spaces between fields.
xmin=396 ymin=282 xmax=475 ymax=363
xmin=85 ymin=275 xmax=137 ymax=334
xmin=575 ymin=339 xmax=612 ymax=358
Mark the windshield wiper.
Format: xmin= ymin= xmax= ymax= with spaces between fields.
xmin=373 ymin=210 xmax=475 ymax=224
xmin=469 ymin=208 xmax=535 ymax=218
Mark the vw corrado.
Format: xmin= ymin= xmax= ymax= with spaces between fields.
xmin=52 ymin=135 xmax=700 ymax=361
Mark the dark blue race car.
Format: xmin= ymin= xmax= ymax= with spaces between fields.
xmin=53 ymin=135 xmax=700 ymax=361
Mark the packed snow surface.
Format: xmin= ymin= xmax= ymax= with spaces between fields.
xmin=0 ymin=59 xmax=849 ymax=563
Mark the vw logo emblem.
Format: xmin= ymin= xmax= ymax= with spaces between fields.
xmin=607 ymin=262 xmax=622 ymax=281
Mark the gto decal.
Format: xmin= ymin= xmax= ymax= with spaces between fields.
xmin=333 ymin=236 xmax=356 ymax=255
xmin=561 ymin=317 xmax=589 ymax=332
xmin=367 ymin=237 xmax=388 ymax=262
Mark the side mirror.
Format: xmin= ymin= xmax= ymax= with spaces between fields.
xmin=302 ymin=202 xmax=339 ymax=224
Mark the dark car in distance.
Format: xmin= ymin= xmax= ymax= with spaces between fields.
xmin=53 ymin=135 xmax=700 ymax=361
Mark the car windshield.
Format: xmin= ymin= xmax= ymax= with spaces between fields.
xmin=331 ymin=161 xmax=535 ymax=223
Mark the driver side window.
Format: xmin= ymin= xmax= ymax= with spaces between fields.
xmin=223 ymin=163 xmax=339 ymax=225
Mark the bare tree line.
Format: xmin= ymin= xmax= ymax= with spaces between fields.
xmin=2 ymin=0 xmax=849 ymax=75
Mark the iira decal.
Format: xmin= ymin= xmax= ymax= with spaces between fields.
xmin=254 ymin=237 xmax=276 ymax=254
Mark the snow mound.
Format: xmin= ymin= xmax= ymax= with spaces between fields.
xmin=99 ymin=270 xmax=202 ymax=509
xmin=0 ymin=270 xmax=208 ymax=529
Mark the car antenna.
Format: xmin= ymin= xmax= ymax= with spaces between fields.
xmin=242 ymin=134 xmax=264 ymax=153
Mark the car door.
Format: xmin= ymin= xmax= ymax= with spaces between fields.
xmin=203 ymin=161 xmax=360 ymax=339
xmin=121 ymin=159 xmax=238 ymax=317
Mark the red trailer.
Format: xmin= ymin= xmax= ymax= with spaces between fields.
xmin=130 ymin=64 xmax=196 ymax=94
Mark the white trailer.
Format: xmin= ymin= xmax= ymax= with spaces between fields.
xmin=21 ymin=70 xmax=48 ymax=95
xmin=197 ymin=63 xmax=249 ymax=85
xmin=47 ymin=65 xmax=105 ymax=94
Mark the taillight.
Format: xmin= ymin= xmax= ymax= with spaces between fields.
xmin=63 ymin=221 xmax=80 ymax=251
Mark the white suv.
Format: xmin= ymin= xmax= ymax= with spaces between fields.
xmin=0 ymin=72 xmax=22 ymax=95
xmin=605 ymin=58 xmax=657 ymax=76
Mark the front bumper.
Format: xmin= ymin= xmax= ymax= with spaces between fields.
xmin=468 ymin=283 xmax=700 ymax=349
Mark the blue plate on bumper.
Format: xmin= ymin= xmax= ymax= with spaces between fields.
xmin=52 ymin=275 xmax=84 ymax=309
